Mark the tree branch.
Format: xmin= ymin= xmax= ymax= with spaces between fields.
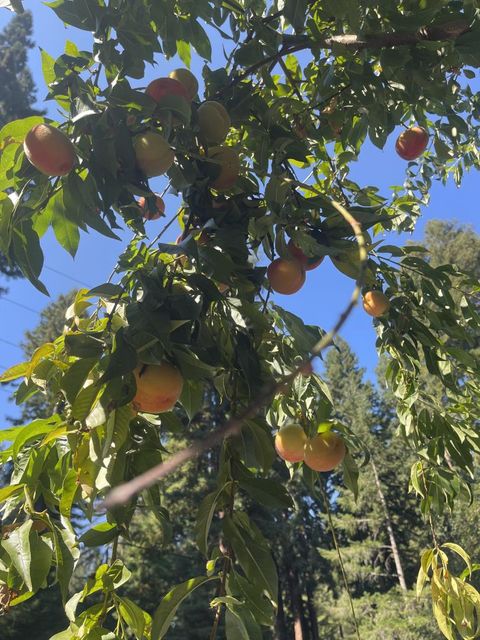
xmin=225 ymin=20 xmax=471 ymax=90
xmin=104 ymin=197 xmax=368 ymax=508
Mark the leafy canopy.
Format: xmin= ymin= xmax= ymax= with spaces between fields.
xmin=0 ymin=1 xmax=480 ymax=639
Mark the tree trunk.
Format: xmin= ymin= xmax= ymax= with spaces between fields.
xmin=274 ymin=583 xmax=289 ymax=640
xmin=370 ymin=458 xmax=408 ymax=591
xmin=287 ymin=568 xmax=307 ymax=640
xmin=305 ymin=580 xmax=320 ymax=640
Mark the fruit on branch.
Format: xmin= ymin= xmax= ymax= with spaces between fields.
xmin=134 ymin=131 xmax=175 ymax=177
xmin=146 ymin=77 xmax=191 ymax=103
xmin=217 ymin=282 xmax=229 ymax=294
xmin=395 ymin=126 xmax=429 ymax=160
xmin=362 ymin=290 xmax=390 ymax=317
xmin=197 ymin=101 xmax=231 ymax=144
xmin=23 ymin=123 xmax=76 ymax=177
xmin=330 ymin=235 xmax=376 ymax=284
xmin=275 ymin=424 xmax=308 ymax=463
xmin=288 ymin=239 xmax=324 ymax=271
xmin=133 ymin=362 xmax=184 ymax=413
xmin=267 ymin=258 xmax=305 ymax=295
xmin=299 ymin=361 xmax=313 ymax=377
xmin=138 ymin=194 xmax=165 ymax=220
xmin=169 ymin=68 xmax=199 ymax=100
xmin=207 ymin=146 xmax=240 ymax=190
xmin=304 ymin=431 xmax=346 ymax=472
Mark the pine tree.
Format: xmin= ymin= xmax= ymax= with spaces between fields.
xmin=0 ymin=11 xmax=43 ymax=291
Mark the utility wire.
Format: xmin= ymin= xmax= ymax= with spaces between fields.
xmin=1 ymin=297 xmax=40 ymax=315
xmin=0 ymin=338 xmax=23 ymax=351
xmin=44 ymin=265 xmax=92 ymax=287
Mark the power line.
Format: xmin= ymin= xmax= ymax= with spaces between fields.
xmin=1 ymin=297 xmax=40 ymax=315
xmin=0 ymin=338 xmax=23 ymax=351
xmin=44 ymin=265 xmax=92 ymax=287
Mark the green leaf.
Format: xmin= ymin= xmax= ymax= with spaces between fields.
xmin=71 ymin=383 xmax=102 ymax=421
xmin=80 ymin=523 xmax=119 ymax=547
xmin=50 ymin=190 xmax=80 ymax=257
xmin=59 ymin=469 xmax=79 ymax=518
xmin=223 ymin=514 xmax=278 ymax=604
xmin=61 ymin=357 xmax=97 ymax=404
xmin=0 ymin=483 xmax=24 ymax=503
xmin=152 ymin=576 xmax=218 ymax=640
xmin=227 ymin=572 xmax=274 ymax=627
xmin=29 ymin=529 xmax=54 ymax=592
xmin=64 ymin=333 xmax=105 ymax=358
xmin=40 ymin=48 xmax=56 ymax=88
xmin=87 ymin=283 xmax=124 ymax=298
xmin=100 ymin=328 xmax=137 ymax=382
xmin=13 ymin=416 xmax=63 ymax=458
xmin=225 ymin=606 xmax=263 ymax=640
xmin=283 ymin=0 xmax=308 ymax=33
xmin=0 ymin=361 xmax=28 ymax=382
xmin=179 ymin=379 xmax=204 ymax=420
xmin=195 ymin=485 xmax=226 ymax=556
xmin=442 ymin=543 xmax=472 ymax=575
xmin=176 ymin=40 xmax=191 ymax=67
xmin=232 ymin=460 xmax=292 ymax=509
xmin=11 ymin=221 xmax=48 ymax=295
xmin=118 ymin=597 xmax=151 ymax=640
xmin=0 ymin=116 xmax=44 ymax=146
xmin=1 ymin=520 xmax=34 ymax=590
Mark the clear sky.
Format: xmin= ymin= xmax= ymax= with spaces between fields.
xmin=0 ymin=2 xmax=479 ymax=424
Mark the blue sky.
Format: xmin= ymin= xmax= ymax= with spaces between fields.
xmin=0 ymin=2 xmax=479 ymax=424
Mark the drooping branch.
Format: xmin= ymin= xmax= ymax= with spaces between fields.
xmin=105 ymin=197 xmax=368 ymax=508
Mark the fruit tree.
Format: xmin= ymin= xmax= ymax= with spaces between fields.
xmin=0 ymin=1 xmax=480 ymax=639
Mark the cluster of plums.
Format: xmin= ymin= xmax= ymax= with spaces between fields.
xmin=275 ymin=423 xmax=346 ymax=472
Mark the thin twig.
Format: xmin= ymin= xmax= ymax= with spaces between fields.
xmin=317 ymin=479 xmax=361 ymax=640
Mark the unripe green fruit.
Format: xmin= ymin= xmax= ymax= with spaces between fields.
xmin=275 ymin=424 xmax=308 ymax=463
xmin=169 ymin=68 xmax=199 ymax=100
xmin=198 ymin=101 xmax=231 ymax=144
xmin=134 ymin=131 xmax=175 ymax=177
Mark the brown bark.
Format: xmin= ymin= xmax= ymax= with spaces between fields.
xmin=287 ymin=568 xmax=307 ymax=640
xmin=370 ymin=458 xmax=408 ymax=591
xmin=226 ymin=19 xmax=471 ymax=92
xmin=274 ymin=584 xmax=289 ymax=640
xmin=321 ymin=20 xmax=471 ymax=49
xmin=306 ymin=580 xmax=320 ymax=640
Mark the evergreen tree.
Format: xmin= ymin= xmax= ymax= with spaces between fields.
xmin=0 ymin=11 xmax=43 ymax=291
xmin=15 ymin=292 xmax=75 ymax=422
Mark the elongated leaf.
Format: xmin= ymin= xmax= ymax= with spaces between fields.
xmin=118 ymin=597 xmax=151 ymax=640
xmin=152 ymin=576 xmax=217 ymax=639
xmin=51 ymin=191 xmax=80 ymax=257
xmin=13 ymin=415 xmax=63 ymax=457
xmin=0 ymin=361 xmax=28 ymax=382
xmin=0 ymin=483 xmax=24 ymax=503
xmin=2 ymin=520 xmax=33 ymax=590
xmin=225 ymin=606 xmax=263 ymax=640
xmin=195 ymin=485 xmax=226 ymax=556
xmin=223 ymin=515 xmax=278 ymax=604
